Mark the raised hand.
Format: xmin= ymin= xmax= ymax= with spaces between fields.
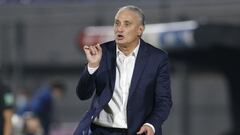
xmin=83 ymin=43 xmax=102 ymax=68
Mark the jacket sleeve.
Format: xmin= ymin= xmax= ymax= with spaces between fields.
xmin=76 ymin=66 xmax=97 ymax=100
xmin=145 ymin=54 xmax=172 ymax=133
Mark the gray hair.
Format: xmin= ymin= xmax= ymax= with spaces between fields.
xmin=117 ymin=5 xmax=145 ymax=27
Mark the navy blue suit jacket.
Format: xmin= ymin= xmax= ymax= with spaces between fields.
xmin=74 ymin=39 xmax=172 ymax=135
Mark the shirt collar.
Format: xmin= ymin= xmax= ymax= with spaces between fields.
xmin=116 ymin=40 xmax=140 ymax=57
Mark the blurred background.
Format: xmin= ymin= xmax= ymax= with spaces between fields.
xmin=1 ymin=0 xmax=240 ymax=135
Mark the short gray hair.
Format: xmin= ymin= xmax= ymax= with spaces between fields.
xmin=117 ymin=5 xmax=145 ymax=26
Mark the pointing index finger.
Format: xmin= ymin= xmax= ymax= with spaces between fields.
xmin=96 ymin=43 xmax=102 ymax=51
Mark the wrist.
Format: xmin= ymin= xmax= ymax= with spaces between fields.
xmin=144 ymin=123 xmax=155 ymax=133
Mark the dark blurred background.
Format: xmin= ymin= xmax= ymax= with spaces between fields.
xmin=1 ymin=0 xmax=240 ymax=135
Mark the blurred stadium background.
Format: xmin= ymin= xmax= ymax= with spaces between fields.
xmin=1 ymin=0 xmax=240 ymax=135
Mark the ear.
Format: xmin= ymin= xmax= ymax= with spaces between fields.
xmin=138 ymin=25 xmax=145 ymax=36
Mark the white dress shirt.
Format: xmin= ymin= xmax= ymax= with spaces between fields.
xmin=88 ymin=42 xmax=155 ymax=133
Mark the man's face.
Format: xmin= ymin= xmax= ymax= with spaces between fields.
xmin=114 ymin=9 xmax=144 ymax=47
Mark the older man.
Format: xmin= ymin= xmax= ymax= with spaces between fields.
xmin=74 ymin=5 xmax=172 ymax=135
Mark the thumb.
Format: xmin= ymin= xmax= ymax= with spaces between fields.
xmin=137 ymin=127 xmax=146 ymax=134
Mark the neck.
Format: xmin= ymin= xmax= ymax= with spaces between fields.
xmin=118 ymin=40 xmax=140 ymax=56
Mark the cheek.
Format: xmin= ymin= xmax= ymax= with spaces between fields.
xmin=113 ymin=28 xmax=117 ymax=33
xmin=129 ymin=29 xmax=139 ymax=37
xmin=126 ymin=28 xmax=137 ymax=35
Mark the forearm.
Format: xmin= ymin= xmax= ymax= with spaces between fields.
xmin=146 ymin=55 xmax=172 ymax=130
xmin=146 ymin=94 xmax=172 ymax=126
xmin=76 ymin=66 xmax=97 ymax=100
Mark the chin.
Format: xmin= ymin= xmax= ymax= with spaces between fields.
xmin=117 ymin=43 xmax=127 ymax=47
xmin=115 ymin=40 xmax=126 ymax=45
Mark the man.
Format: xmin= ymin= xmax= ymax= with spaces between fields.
xmin=20 ymin=80 xmax=65 ymax=135
xmin=74 ymin=5 xmax=172 ymax=135
xmin=0 ymin=80 xmax=14 ymax=135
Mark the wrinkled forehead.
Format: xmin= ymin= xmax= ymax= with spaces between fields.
xmin=115 ymin=9 xmax=141 ymax=23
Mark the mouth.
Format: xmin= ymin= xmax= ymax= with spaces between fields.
xmin=116 ymin=34 xmax=124 ymax=40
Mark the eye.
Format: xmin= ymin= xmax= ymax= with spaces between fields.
xmin=124 ymin=21 xmax=131 ymax=27
xmin=114 ymin=21 xmax=120 ymax=26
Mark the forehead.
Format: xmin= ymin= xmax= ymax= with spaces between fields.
xmin=115 ymin=9 xmax=139 ymax=22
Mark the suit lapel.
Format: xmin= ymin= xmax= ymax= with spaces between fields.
xmin=106 ymin=42 xmax=116 ymax=91
xmin=106 ymin=40 xmax=149 ymax=96
xmin=128 ymin=40 xmax=149 ymax=99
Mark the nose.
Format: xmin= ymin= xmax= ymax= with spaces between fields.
xmin=115 ymin=25 xmax=124 ymax=33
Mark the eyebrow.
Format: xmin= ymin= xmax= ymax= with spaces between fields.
xmin=114 ymin=19 xmax=132 ymax=24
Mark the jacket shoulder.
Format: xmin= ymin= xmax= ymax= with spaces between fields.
xmin=144 ymin=41 xmax=168 ymax=58
xmin=101 ymin=40 xmax=115 ymax=48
